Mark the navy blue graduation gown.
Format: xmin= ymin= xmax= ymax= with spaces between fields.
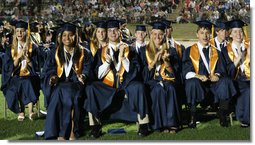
xmin=1 ymin=44 xmax=41 ymax=113
xmin=84 ymin=46 xmax=148 ymax=122
xmin=182 ymin=45 xmax=236 ymax=105
xmin=42 ymin=46 xmax=92 ymax=139
xmin=139 ymin=46 xmax=180 ymax=130
xmin=221 ymin=43 xmax=250 ymax=124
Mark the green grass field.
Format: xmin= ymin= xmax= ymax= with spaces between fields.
xmin=0 ymin=23 xmax=251 ymax=140
xmin=0 ymin=81 xmax=250 ymax=140
xmin=127 ymin=23 xmax=251 ymax=40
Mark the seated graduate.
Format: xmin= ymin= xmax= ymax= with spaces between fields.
xmin=41 ymin=21 xmax=92 ymax=140
xmin=162 ymin=19 xmax=186 ymax=116
xmin=129 ymin=25 xmax=147 ymax=82
xmin=1 ymin=20 xmax=41 ymax=121
xmin=89 ymin=20 xmax=108 ymax=57
xmin=223 ymin=19 xmax=250 ymax=128
xmin=182 ymin=20 xmax=237 ymax=128
xmin=83 ymin=19 xmax=150 ymax=138
xmin=139 ymin=21 xmax=180 ymax=133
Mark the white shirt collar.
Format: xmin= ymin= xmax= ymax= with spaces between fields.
xmin=197 ymin=42 xmax=210 ymax=73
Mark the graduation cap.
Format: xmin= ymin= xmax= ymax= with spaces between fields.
xmin=226 ymin=19 xmax=249 ymax=41
xmin=93 ymin=20 xmax=107 ymax=28
xmin=148 ymin=21 xmax=166 ymax=31
xmin=106 ymin=19 xmax=122 ymax=29
xmin=161 ymin=19 xmax=174 ymax=28
xmin=58 ymin=21 xmax=79 ymax=33
xmin=226 ymin=19 xmax=247 ymax=29
xmin=135 ymin=25 xmax=146 ymax=31
xmin=10 ymin=19 xmax=28 ymax=29
xmin=193 ymin=20 xmax=215 ymax=29
xmin=215 ymin=20 xmax=227 ymax=29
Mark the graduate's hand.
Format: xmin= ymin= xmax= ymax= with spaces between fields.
xmin=162 ymin=50 xmax=170 ymax=63
xmin=210 ymin=74 xmax=219 ymax=82
xmin=49 ymin=75 xmax=58 ymax=86
xmin=104 ymin=48 xmax=112 ymax=64
xmin=77 ymin=74 xmax=86 ymax=85
xmin=195 ymin=74 xmax=208 ymax=82
xmin=119 ymin=43 xmax=127 ymax=58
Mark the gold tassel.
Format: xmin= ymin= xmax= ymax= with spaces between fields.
xmin=27 ymin=20 xmax=30 ymax=38
xmin=211 ymin=25 xmax=214 ymax=39
xmin=243 ymin=25 xmax=248 ymax=41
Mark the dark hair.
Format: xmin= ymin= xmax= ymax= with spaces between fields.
xmin=196 ymin=26 xmax=211 ymax=33
xmin=57 ymin=31 xmax=81 ymax=65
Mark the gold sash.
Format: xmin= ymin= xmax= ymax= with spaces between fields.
xmin=189 ymin=44 xmax=218 ymax=77
xmin=101 ymin=44 xmax=129 ymax=87
xmin=55 ymin=46 xmax=84 ymax=77
xmin=145 ymin=46 xmax=174 ymax=81
xmin=174 ymin=42 xmax=183 ymax=60
xmin=160 ymin=63 xmax=175 ymax=81
xmin=11 ymin=43 xmax=33 ymax=76
xmin=90 ymin=41 xmax=97 ymax=57
xmin=227 ymin=41 xmax=250 ymax=80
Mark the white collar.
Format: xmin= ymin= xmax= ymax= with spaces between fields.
xmin=197 ymin=42 xmax=210 ymax=73
xmin=136 ymin=41 xmax=145 ymax=48
xmin=231 ymin=41 xmax=245 ymax=57
xmin=214 ymin=37 xmax=226 ymax=51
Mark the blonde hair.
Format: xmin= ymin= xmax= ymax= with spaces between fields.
xmin=146 ymin=29 xmax=168 ymax=61
xmin=91 ymin=27 xmax=108 ymax=48
xmin=11 ymin=28 xmax=31 ymax=58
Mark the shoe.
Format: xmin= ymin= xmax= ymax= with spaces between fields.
xmin=188 ymin=112 xmax=196 ymax=128
xmin=29 ymin=113 xmax=36 ymax=121
xmin=69 ymin=137 xmax=76 ymax=140
xmin=17 ymin=113 xmax=25 ymax=121
xmin=188 ymin=121 xmax=196 ymax=128
xmin=89 ymin=125 xmax=102 ymax=139
xmin=241 ymin=123 xmax=249 ymax=128
xmin=137 ymin=124 xmax=149 ymax=137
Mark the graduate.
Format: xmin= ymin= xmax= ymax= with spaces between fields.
xmin=223 ymin=19 xmax=250 ymax=127
xmin=129 ymin=25 xmax=147 ymax=81
xmin=182 ymin=20 xmax=236 ymax=128
xmin=1 ymin=20 xmax=41 ymax=121
xmin=84 ymin=19 xmax=150 ymax=138
xmin=162 ymin=19 xmax=186 ymax=116
xmin=42 ymin=22 xmax=92 ymax=140
xmin=89 ymin=20 xmax=108 ymax=57
xmin=140 ymin=21 xmax=181 ymax=133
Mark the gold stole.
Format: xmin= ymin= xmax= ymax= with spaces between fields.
xmin=55 ymin=46 xmax=84 ymax=78
xmin=101 ymin=45 xmax=130 ymax=87
xmin=11 ymin=43 xmax=33 ymax=76
xmin=145 ymin=47 xmax=175 ymax=81
xmin=189 ymin=44 xmax=218 ymax=77
xmin=174 ymin=42 xmax=183 ymax=60
xmin=226 ymin=41 xmax=250 ymax=80
xmin=90 ymin=41 xmax=97 ymax=57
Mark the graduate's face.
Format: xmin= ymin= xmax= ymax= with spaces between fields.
xmin=216 ymin=29 xmax=226 ymax=42
xmin=151 ymin=29 xmax=164 ymax=46
xmin=229 ymin=28 xmax=244 ymax=43
xmin=107 ymin=28 xmax=120 ymax=42
xmin=15 ymin=28 xmax=26 ymax=42
xmin=135 ymin=31 xmax=147 ymax=42
xmin=196 ymin=27 xmax=210 ymax=46
xmin=62 ymin=31 xmax=75 ymax=47
xmin=96 ymin=28 xmax=107 ymax=41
